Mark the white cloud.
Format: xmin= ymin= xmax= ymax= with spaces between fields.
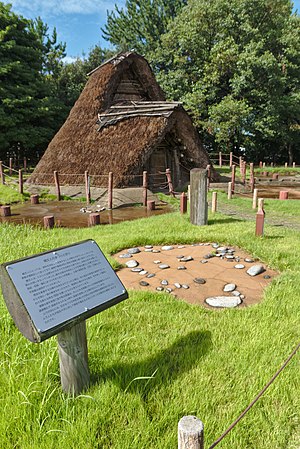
xmin=62 ymin=55 xmax=81 ymax=63
xmin=8 ymin=0 xmax=123 ymax=17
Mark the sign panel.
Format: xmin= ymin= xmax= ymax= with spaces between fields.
xmin=1 ymin=240 xmax=128 ymax=341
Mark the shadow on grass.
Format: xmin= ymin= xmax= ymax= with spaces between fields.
xmin=208 ymin=216 xmax=244 ymax=225
xmin=92 ymin=330 xmax=211 ymax=397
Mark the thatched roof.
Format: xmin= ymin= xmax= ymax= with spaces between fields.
xmin=28 ymin=52 xmax=216 ymax=187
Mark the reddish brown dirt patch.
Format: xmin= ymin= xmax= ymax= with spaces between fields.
xmin=114 ymin=244 xmax=278 ymax=309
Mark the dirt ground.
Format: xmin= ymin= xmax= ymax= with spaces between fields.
xmin=114 ymin=243 xmax=277 ymax=309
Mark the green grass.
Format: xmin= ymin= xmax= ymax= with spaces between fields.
xmin=0 ymin=204 xmax=299 ymax=447
xmin=0 ymin=184 xmax=29 ymax=204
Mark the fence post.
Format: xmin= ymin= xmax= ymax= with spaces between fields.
xmin=206 ymin=164 xmax=211 ymax=189
xmin=85 ymin=170 xmax=91 ymax=205
xmin=190 ymin=168 xmax=208 ymax=226
xmin=0 ymin=161 xmax=5 ymax=185
xmin=250 ymin=163 xmax=254 ymax=192
xmin=143 ymin=171 xmax=148 ymax=207
xmin=211 ymin=191 xmax=217 ymax=213
xmin=166 ymin=168 xmax=175 ymax=197
xmin=19 ymin=169 xmax=23 ymax=194
xmin=9 ymin=157 xmax=13 ymax=176
xmin=108 ymin=172 xmax=113 ymax=209
xmin=228 ymin=182 xmax=232 ymax=199
xmin=285 ymin=162 xmax=288 ymax=168
xmin=178 ymin=416 xmax=204 ymax=449
xmin=229 ymin=152 xmax=233 ymax=167
xmin=180 ymin=192 xmax=187 ymax=214
xmin=256 ymin=199 xmax=265 ymax=236
xmin=293 ymin=162 xmax=296 ymax=168
xmin=231 ymin=165 xmax=236 ymax=193
xmin=54 ymin=171 xmax=61 ymax=201
xmin=219 ymin=151 xmax=222 ymax=167
xmin=252 ymin=188 xmax=258 ymax=209
xmin=23 ymin=157 xmax=27 ymax=172
xmin=242 ymin=161 xmax=246 ymax=185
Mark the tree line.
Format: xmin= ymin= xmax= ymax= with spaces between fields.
xmin=1 ymin=0 xmax=299 ymax=164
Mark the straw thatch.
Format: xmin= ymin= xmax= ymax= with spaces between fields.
xmin=28 ymin=51 xmax=217 ymax=188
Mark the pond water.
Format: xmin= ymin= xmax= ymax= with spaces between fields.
xmin=0 ymin=201 xmax=174 ymax=228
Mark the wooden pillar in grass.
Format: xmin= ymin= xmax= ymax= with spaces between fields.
xmin=19 ymin=170 xmax=23 ymax=194
xmin=211 ymin=191 xmax=217 ymax=213
xmin=108 ymin=172 xmax=113 ymax=209
xmin=219 ymin=152 xmax=222 ymax=167
xmin=85 ymin=171 xmax=91 ymax=205
xmin=0 ymin=161 xmax=5 ymax=185
xmin=250 ymin=163 xmax=254 ymax=192
xmin=229 ymin=152 xmax=233 ymax=167
xmin=54 ymin=171 xmax=61 ymax=201
xmin=178 ymin=416 xmax=204 ymax=449
xmin=231 ymin=165 xmax=236 ymax=192
xmin=143 ymin=171 xmax=148 ymax=207
xmin=190 ymin=168 xmax=208 ymax=226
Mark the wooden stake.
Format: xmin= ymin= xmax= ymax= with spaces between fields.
xmin=219 ymin=151 xmax=222 ymax=167
xmin=108 ymin=172 xmax=113 ymax=209
xmin=293 ymin=162 xmax=296 ymax=168
xmin=23 ymin=157 xmax=27 ymax=172
xmin=190 ymin=168 xmax=208 ymax=226
xmin=231 ymin=165 xmax=236 ymax=192
xmin=180 ymin=192 xmax=187 ymax=214
xmin=88 ymin=213 xmax=100 ymax=226
xmin=166 ymin=168 xmax=175 ymax=197
xmin=19 ymin=170 xmax=23 ymax=194
xmin=178 ymin=416 xmax=204 ymax=449
xmin=252 ymin=189 xmax=258 ymax=209
xmin=279 ymin=191 xmax=289 ymax=200
xmin=147 ymin=200 xmax=155 ymax=211
xmin=211 ymin=191 xmax=217 ymax=213
xmin=54 ymin=171 xmax=61 ymax=201
xmin=250 ymin=162 xmax=254 ymax=192
xmin=256 ymin=199 xmax=265 ymax=236
xmin=85 ymin=170 xmax=91 ymax=205
xmin=31 ymin=194 xmax=39 ymax=205
xmin=57 ymin=321 xmax=90 ymax=395
xmin=228 ymin=182 xmax=232 ymax=199
xmin=206 ymin=164 xmax=211 ymax=189
xmin=43 ymin=215 xmax=55 ymax=229
xmin=0 ymin=161 xmax=5 ymax=185
xmin=143 ymin=171 xmax=148 ymax=207
xmin=229 ymin=152 xmax=233 ymax=167
xmin=9 ymin=157 xmax=13 ymax=176
xmin=1 ymin=205 xmax=11 ymax=217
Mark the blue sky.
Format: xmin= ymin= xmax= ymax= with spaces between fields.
xmin=6 ymin=0 xmax=300 ymax=62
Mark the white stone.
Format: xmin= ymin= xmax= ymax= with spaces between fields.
xmin=232 ymin=291 xmax=241 ymax=296
xmin=125 ymin=260 xmax=139 ymax=268
xmin=223 ymin=283 xmax=236 ymax=292
xmin=128 ymin=247 xmax=141 ymax=254
xmin=161 ymin=245 xmax=174 ymax=251
xmin=205 ymin=296 xmax=242 ymax=308
xmin=234 ymin=264 xmax=245 ymax=269
xmin=246 ymin=264 xmax=265 ymax=276
xmin=174 ymin=283 xmax=181 ymax=288
xmin=159 ymin=264 xmax=170 ymax=269
xmin=153 ymin=260 xmax=161 ymax=264
xmin=139 ymin=270 xmax=148 ymax=275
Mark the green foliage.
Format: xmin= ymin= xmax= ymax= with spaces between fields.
xmin=102 ymin=0 xmax=187 ymax=54
xmin=152 ymin=0 xmax=300 ymax=163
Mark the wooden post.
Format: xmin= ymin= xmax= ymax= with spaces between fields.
xmin=293 ymin=162 xmax=296 ymax=168
xmin=279 ymin=190 xmax=289 ymax=200
xmin=231 ymin=165 xmax=236 ymax=192
xmin=227 ymin=182 xmax=232 ymax=199
xmin=57 ymin=321 xmax=90 ymax=395
xmin=143 ymin=171 xmax=148 ymax=207
xmin=180 ymin=192 xmax=187 ymax=214
xmin=263 ymin=162 xmax=266 ymax=168
xmin=31 ymin=194 xmax=39 ymax=205
xmin=211 ymin=191 xmax=217 ymax=213
xmin=252 ymin=188 xmax=258 ymax=209
xmin=259 ymin=161 xmax=263 ymax=168
xmin=19 ymin=170 xmax=23 ymax=194
xmin=272 ymin=173 xmax=279 ymax=180
xmin=23 ymin=157 xmax=27 ymax=172
xmin=0 ymin=205 xmax=11 ymax=217
xmin=54 ymin=171 xmax=61 ymax=201
xmin=147 ymin=200 xmax=155 ymax=211
xmin=239 ymin=156 xmax=243 ymax=172
xmin=206 ymin=164 xmax=211 ymax=189
xmin=43 ymin=215 xmax=55 ymax=229
xmin=285 ymin=162 xmax=288 ymax=168
xmin=88 ymin=213 xmax=100 ymax=226
xmin=229 ymin=152 xmax=233 ymax=167
xmin=9 ymin=157 xmax=13 ymax=176
xmin=0 ymin=161 xmax=5 ymax=185
xmin=187 ymin=185 xmax=190 ymax=202
xmin=219 ymin=151 xmax=222 ymax=167
xmin=166 ymin=168 xmax=175 ymax=197
xmin=108 ymin=172 xmax=113 ymax=209
xmin=241 ymin=161 xmax=246 ymax=185
xmin=256 ymin=200 xmax=265 ymax=236
xmin=178 ymin=416 xmax=204 ymax=449
xmin=84 ymin=171 xmax=91 ymax=205
xmin=190 ymin=168 xmax=208 ymax=226
xmin=250 ymin=163 xmax=254 ymax=192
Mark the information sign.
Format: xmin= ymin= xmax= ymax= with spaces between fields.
xmin=0 ymin=240 xmax=128 ymax=342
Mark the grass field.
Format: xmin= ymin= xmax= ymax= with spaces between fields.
xmin=0 ymin=180 xmax=299 ymax=448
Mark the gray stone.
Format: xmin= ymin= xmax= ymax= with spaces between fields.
xmin=125 ymin=259 xmax=139 ymax=268
xmin=139 ymin=281 xmax=149 ymax=286
xmin=201 ymin=260 xmax=208 ymax=264
xmin=223 ymin=283 xmax=236 ymax=292
xmin=225 ymin=255 xmax=234 ymax=259
xmin=194 ymin=278 xmax=206 ymax=284
xmin=174 ymin=283 xmax=181 ymax=289
xmin=139 ymin=270 xmax=148 ymax=275
xmin=176 ymin=255 xmax=185 ymax=259
xmin=240 ymin=294 xmax=245 ymax=299
xmin=217 ymin=246 xmax=228 ymax=252
xmin=131 ymin=267 xmax=143 ymax=272
xmin=161 ymin=245 xmax=174 ymax=251
xmin=177 ymin=266 xmax=187 ymax=270
xmin=159 ymin=264 xmax=170 ymax=270
xmin=203 ymin=254 xmax=214 ymax=259
xmin=182 ymin=284 xmax=189 ymax=289
xmin=244 ymin=258 xmax=254 ymax=263
xmin=178 ymin=245 xmax=185 ymax=249
xmin=156 ymin=287 xmax=164 ymax=291
xmin=179 ymin=256 xmax=194 ymax=262
xmin=145 ymin=245 xmax=153 ymax=249
xmin=119 ymin=253 xmax=132 ymax=258
xmin=128 ymin=247 xmax=141 ymax=254
xmin=264 ymin=274 xmax=271 ymax=279
xmin=161 ymin=280 xmax=168 ymax=286
xmin=166 ymin=288 xmax=173 ymax=293
xmin=146 ymin=273 xmax=155 ymax=278
xmin=232 ymin=291 xmax=241 ymax=296
xmin=205 ymin=296 xmax=242 ymax=308
xmin=152 ymin=249 xmax=160 ymax=253
xmin=144 ymin=248 xmax=153 ymax=252
xmin=212 ymin=243 xmax=219 ymax=248
xmin=247 ymin=264 xmax=265 ymax=276
xmin=153 ymin=260 xmax=161 ymax=264
xmin=234 ymin=264 xmax=245 ymax=269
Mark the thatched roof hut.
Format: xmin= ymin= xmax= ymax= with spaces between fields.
xmin=28 ymin=51 xmax=216 ymax=188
